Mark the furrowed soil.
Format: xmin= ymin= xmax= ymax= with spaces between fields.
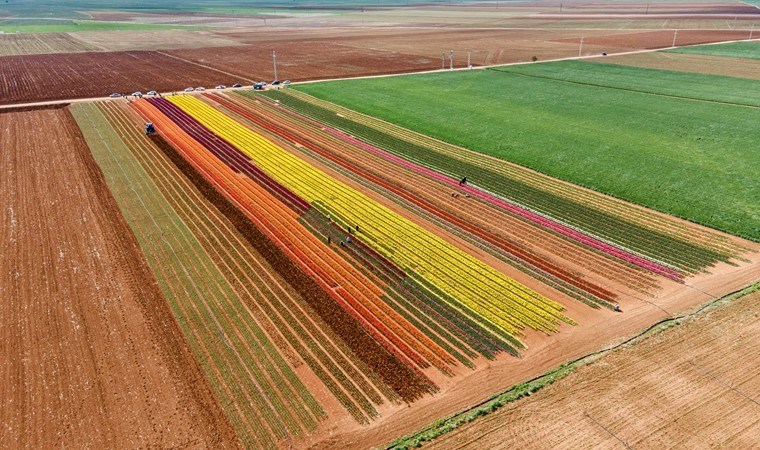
xmin=423 ymin=288 xmax=760 ymax=449
xmin=0 ymin=51 xmax=244 ymax=105
xmin=0 ymin=107 xmax=238 ymax=448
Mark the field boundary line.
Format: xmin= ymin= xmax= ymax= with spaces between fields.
xmin=486 ymin=66 xmax=760 ymax=109
xmin=386 ymin=281 xmax=759 ymax=449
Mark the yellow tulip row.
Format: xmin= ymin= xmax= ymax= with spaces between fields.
xmin=169 ymin=95 xmax=572 ymax=338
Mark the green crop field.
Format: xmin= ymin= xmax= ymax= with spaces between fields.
xmin=295 ymin=61 xmax=760 ymax=240
xmin=492 ymin=60 xmax=760 ymax=107
xmin=665 ymin=41 xmax=760 ymax=61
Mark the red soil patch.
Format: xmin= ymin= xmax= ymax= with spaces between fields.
xmin=0 ymin=107 xmax=238 ymax=448
xmin=0 ymin=50 xmax=243 ymax=105
xmin=167 ymin=41 xmax=439 ymax=82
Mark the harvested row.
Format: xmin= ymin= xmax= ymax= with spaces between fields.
xmin=72 ymin=102 xmax=327 ymax=448
xmin=131 ymin=99 xmax=439 ymax=401
xmin=211 ymin=92 xmax=642 ymax=306
xmin=168 ymin=95 xmax=573 ymax=342
xmin=270 ymin=90 xmax=743 ymax=274
xmin=144 ymin=97 xmax=457 ymax=375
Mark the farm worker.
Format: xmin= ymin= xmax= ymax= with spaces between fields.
xmin=327 ymin=213 xmax=331 ymax=222
xmin=347 ymin=226 xmax=352 ymax=234
xmin=340 ymin=240 xmax=345 ymax=247
xmin=346 ymin=236 xmax=351 ymax=244
xmin=327 ymin=236 xmax=331 ymax=245
xmin=355 ymin=225 xmax=360 ymax=232
xmin=459 ymin=176 xmax=467 ymax=186
xmin=614 ymin=304 xmax=621 ymax=312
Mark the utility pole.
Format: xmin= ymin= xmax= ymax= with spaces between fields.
xmin=467 ymin=51 xmax=471 ymax=69
xmin=750 ymin=24 xmax=755 ymax=40
xmin=450 ymin=49 xmax=454 ymax=70
xmin=578 ymin=36 xmax=584 ymax=57
xmin=441 ymin=51 xmax=445 ymax=70
xmin=645 ymin=3 xmax=649 ymax=15
xmin=273 ymin=50 xmax=278 ymax=81
xmin=560 ymin=3 xmax=563 ymax=13
xmin=671 ymin=29 xmax=678 ymax=48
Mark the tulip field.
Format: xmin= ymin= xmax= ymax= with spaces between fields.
xmin=60 ymin=88 xmax=756 ymax=448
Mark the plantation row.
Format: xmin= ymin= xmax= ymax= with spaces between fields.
xmin=131 ymin=94 xmax=579 ymax=386
xmin=263 ymin=90 xmax=742 ymax=277
xmin=213 ymin=92 xmax=654 ymax=306
xmin=138 ymin=98 xmax=460 ymax=378
xmin=167 ymin=95 xmax=572 ymax=337
xmin=71 ymin=102 xmax=400 ymax=448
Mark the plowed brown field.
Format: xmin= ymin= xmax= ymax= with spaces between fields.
xmin=0 ymin=107 xmax=238 ymax=448
xmin=423 ymin=288 xmax=760 ymax=449
xmin=0 ymin=51 xmax=241 ymax=105
xmin=167 ymin=41 xmax=439 ymax=82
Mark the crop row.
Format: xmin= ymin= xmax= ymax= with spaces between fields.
xmin=283 ymin=89 xmax=746 ymax=259
xmin=133 ymin=98 xmax=440 ymax=402
xmin=71 ymin=102 xmax=324 ymax=448
xmin=146 ymin=97 xmax=457 ymax=373
xmin=263 ymin=90 xmax=737 ymax=276
xmin=209 ymin=93 xmax=630 ymax=308
xmin=167 ymin=95 xmax=572 ymax=342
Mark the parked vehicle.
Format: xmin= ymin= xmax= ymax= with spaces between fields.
xmin=184 ymin=87 xmax=194 ymax=92
xmin=215 ymin=85 xmax=226 ymax=90
xmin=109 ymin=93 xmax=121 ymax=98
xmin=271 ymin=80 xmax=281 ymax=86
xmin=195 ymin=87 xmax=205 ymax=91
xmin=232 ymin=83 xmax=242 ymax=88
xmin=283 ymin=80 xmax=291 ymax=85
xmin=147 ymin=90 xmax=158 ymax=96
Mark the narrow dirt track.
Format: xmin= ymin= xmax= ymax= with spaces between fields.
xmin=0 ymin=108 xmax=239 ymax=448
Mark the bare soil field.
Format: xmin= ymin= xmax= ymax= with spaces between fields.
xmin=167 ymin=41 xmax=439 ymax=82
xmin=0 ymin=51 xmax=243 ymax=105
xmin=0 ymin=32 xmax=97 ymax=56
xmin=590 ymin=51 xmax=760 ymax=79
xmin=70 ymin=29 xmax=245 ymax=52
xmin=554 ymin=28 xmax=752 ymax=49
xmin=423 ymin=288 xmax=760 ymax=449
xmin=177 ymin=27 xmax=754 ymax=78
xmin=0 ymin=107 xmax=238 ymax=448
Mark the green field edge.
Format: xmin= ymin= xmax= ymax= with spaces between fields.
xmin=386 ymin=280 xmax=760 ymax=450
